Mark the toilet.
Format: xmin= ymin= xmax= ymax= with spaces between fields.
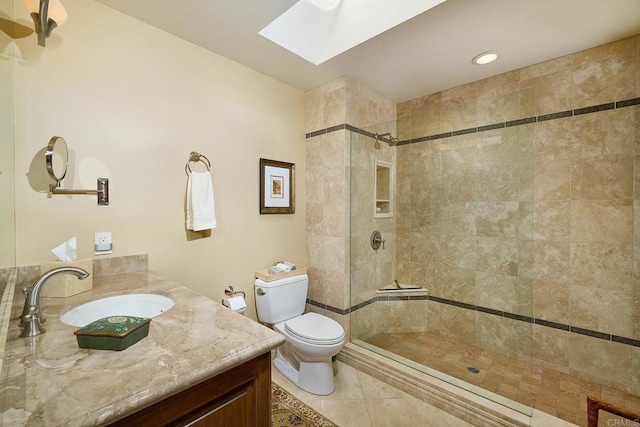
xmin=254 ymin=274 xmax=345 ymax=395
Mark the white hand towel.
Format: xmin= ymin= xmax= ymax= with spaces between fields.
xmin=186 ymin=171 xmax=217 ymax=231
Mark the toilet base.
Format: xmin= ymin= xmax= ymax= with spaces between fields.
xmin=274 ymin=347 xmax=336 ymax=395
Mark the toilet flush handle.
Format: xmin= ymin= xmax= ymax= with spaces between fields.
xmin=256 ymin=288 xmax=266 ymax=296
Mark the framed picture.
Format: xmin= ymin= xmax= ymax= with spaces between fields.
xmin=260 ymin=158 xmax=295 ymax=214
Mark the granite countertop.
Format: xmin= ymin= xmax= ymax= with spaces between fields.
xmin=0 ymin=269 xmax=284 ymax=426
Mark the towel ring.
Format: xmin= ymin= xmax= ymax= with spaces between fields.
xmin=186 ymin=151 xmax=211 ymax=174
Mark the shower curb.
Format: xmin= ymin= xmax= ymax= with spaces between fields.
xmin=338 ymin=343 xmax=531 ymax=427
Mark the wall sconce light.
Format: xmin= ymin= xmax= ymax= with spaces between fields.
xmin=24 ymin=0 xmax=67 ymax=47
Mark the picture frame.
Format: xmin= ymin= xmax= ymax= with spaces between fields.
xmin=260 ymin=158 xmax=295 ymax=214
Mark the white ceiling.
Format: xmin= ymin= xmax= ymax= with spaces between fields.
xmin=96 ymin=0 xmax=640 ymax=103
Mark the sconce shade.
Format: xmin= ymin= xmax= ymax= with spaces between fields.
xmin=25 ymin=0 xmax=67 ymax=46
xmin=25 ymin=0 xmax=67 ymax=25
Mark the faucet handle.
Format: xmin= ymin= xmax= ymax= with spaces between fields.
xmin=22 ymin=287 xmax=29 ymax=297
xmin=20 ymin=306 xmax=46 ymax=338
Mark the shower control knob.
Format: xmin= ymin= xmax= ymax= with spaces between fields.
xmin=370 ymin=230 xmax=385 ymax=250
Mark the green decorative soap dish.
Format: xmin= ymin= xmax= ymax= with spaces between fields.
xmin=74 ymin=316 xmax=151 ymax=351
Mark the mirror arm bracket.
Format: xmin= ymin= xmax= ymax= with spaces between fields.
xmin=49 ymin=178 xmax=109 ymax=205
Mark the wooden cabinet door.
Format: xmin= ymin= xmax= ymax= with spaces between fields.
xmin=110 ymin=352 xmax=271 ymax=427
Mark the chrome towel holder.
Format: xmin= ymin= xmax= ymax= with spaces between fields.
xmin=186 ymin=151 xmax=211 ymax=174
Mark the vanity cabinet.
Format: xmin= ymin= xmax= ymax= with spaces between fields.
xmin=110 ymin=352 xmax=271 ymax=427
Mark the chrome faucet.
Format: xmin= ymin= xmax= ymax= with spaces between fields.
xmin=19 ymin=267 xmax=89 ymax=337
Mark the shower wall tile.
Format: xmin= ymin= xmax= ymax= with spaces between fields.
xmin=533 ymin=159 xmax=571 ymax=200
xmin=519 ymin=68 xmax=572 ymax=117
xmin=571 ymin=38 xmax=636 ymax=109
xmin=636 ymin=158 xmax=640 ymax=202
xmin=427 ymin=303 xmax=475 ymax=343
xmin=570 ymin=156 xmax=634 ymax=200
xmin=533 ymin=240 xmax=570 ymax=284
xmin=475 ymin=312 xmax=521 ymax=358
xmin=569 ymin=242 xmax=632 ymax=291
xmin=345 ymin=77 xmax=396 ymax=129
xmin=533 ymin=117 xmax=572 ymax=161
xmin=571 ymin=108 xmax=636 ymax=158
xmin=569 ymin=284 xmax=633 ymax=337
xmin=520 ymin=55 xmax=573 ymax=82
xmin=380 ymin=300 xmax=429 ymax=334
xmin=568 ymin=334 xmax=632 ymax=389
xmin=349 ymin=304 xmax=381 ymax=341
xmin=570 ymin=199 xmax=633 ymax=244
xmin=478 ymin=127 xmax=521 ymax=168
xmin=532 ymin=325 xmax=570 ymax=370
xmin=475 ymin=201 xmax=520 ymax=238
xmin=438 ymin=235 xmax=476 ymax=271
xmin=533 ymin=201 xmax=570 ymax=241
xmin=475 ymin=271 xmax=518 ymax=313
xmin=477 ymin=165 xmax=520 ymax=201
xmin=433 ymin=267 xmax=476 ymax=305
xmin=477 ymin=91 xmax=522 ymax=127
xmin=396 ymin=102 xmax=412 ymax=141
xmin=637 ymin=35 xmax=640 ymax=98
xmin=305 ymin=78 xmax=346 ymax=133
xmin=633 ymin=347 xmax=640 ymax=396
xmin=635 ymin=256 xmax=640 ymax=340
xmin=440 ymin=84 xmax=477 ymax=133
xmin=440 ymin=136 xmax=478 ymax=170
xmin=532 ymin=280 xmax=569 ymax=323
xmin=637 ymin=106 xmax=640 ymax=155
xmin=441 ymin=169 xmax=477 ymax=204
xmin=439 ymin=202 xmax=476 ymax=236
xmin=408 ymin=93 xmax=442 ymax=140
xmin=476 ymin=70 xmax=520 ymax=100
xmin=475 ymin=237 xmax=519 ymax=277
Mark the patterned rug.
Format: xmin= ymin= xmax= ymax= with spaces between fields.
xmin=272 ymin=383 xmax=338 ymax=427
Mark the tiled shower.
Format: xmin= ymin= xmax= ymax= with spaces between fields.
xmin=306 ymin=35 xmax=640 ymax=426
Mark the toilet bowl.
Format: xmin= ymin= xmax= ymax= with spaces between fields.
xmin=254 ymin=275 xmax=345 ymax=395
xmin=273 ymin=313 xmax=345 ymax=395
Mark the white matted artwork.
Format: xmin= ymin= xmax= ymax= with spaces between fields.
xmin=260 ymin=158 xmax=295 ymax=214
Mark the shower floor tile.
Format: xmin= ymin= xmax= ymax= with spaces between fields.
xmin=365 ymin=331 xmax=640 ymax=427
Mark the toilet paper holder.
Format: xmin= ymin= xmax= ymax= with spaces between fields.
xmin=223 ymin=285 xmax=246 ymax=299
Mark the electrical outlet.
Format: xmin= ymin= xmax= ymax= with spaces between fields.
xmin=95 ymin=232 xmax=112 ymax=255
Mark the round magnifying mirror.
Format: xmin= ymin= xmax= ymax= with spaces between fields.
xmin=45 ymin=136 xmax=68 ymax=185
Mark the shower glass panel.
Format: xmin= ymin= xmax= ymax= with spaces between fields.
xmin=349 ymin=122 xmax=534 ymax=415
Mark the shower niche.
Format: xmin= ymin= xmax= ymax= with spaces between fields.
xmin=374 ymin=160 xmax=393 ymax=218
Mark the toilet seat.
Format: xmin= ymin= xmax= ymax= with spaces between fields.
xmin=283 ymin=313 xmax=344 ymax=345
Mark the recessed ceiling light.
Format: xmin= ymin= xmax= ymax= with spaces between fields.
xmin=472 ymin=51 xmax=498 ymax=65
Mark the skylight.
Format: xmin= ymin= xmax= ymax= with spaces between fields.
xmin=260 ymin=0 xmax=446 ymax=65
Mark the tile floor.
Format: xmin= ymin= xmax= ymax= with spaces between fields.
xmin=271 ymin=360 xmax=475 ymax=427
xmin=272 ymin=359 xmax=585 ymax=427
xmin=364 ymin=332 xmax=640 ymax=427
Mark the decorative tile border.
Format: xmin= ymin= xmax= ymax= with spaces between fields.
xmin=305 ymin=97 xmax=640 ymax=145
xmin=308 ymin=295 xmax=640 ymax=349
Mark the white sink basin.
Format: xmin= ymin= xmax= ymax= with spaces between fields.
xmin=60 ymin=293 xmax=175 ymax=327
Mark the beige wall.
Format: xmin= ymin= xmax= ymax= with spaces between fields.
xmin=9 ymin=0 xmax=307 ymax=319
xmin=0 ymin=0 xmax=15 ymax=267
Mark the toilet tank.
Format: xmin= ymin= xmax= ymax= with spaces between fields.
xmin=254 ymin=274 xmax=308 ymax=324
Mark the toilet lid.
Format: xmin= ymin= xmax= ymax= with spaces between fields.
xmin=284 ymin=313 xmax=344 ymax=344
